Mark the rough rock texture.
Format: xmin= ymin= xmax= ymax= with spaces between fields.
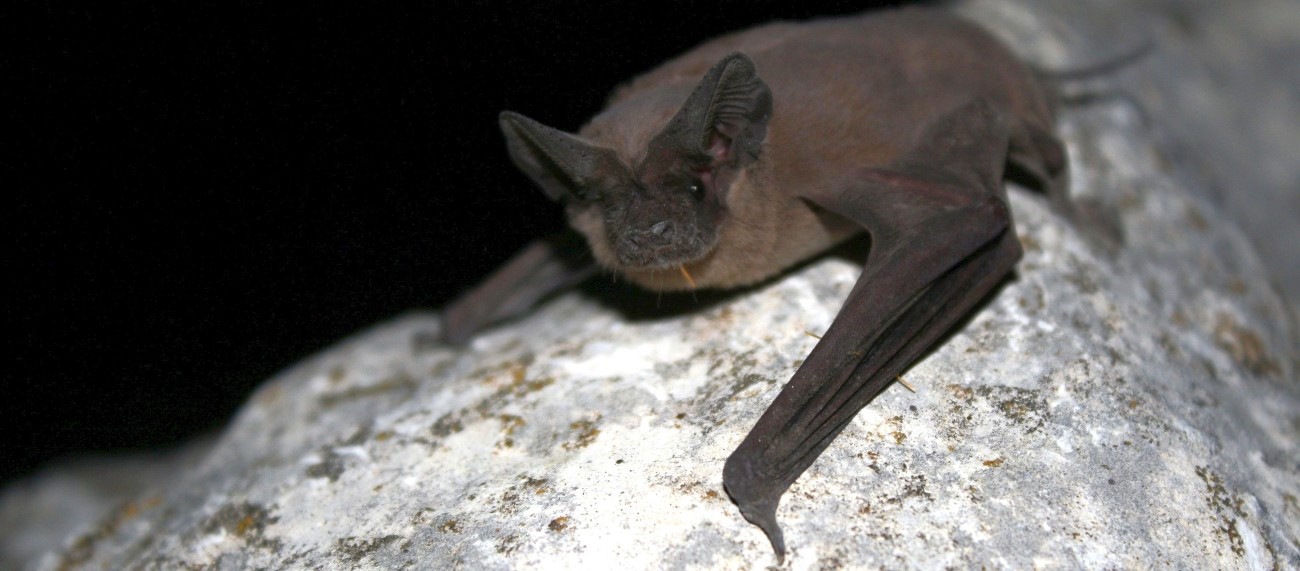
xmin=961 ymin=0 xmax=1300 ymax=306
xmin=4 ymin=1 xmax=1299 ymax=570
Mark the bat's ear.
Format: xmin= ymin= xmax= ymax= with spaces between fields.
xmin=499 ymin=111 xmax=621 ymax=202
xmin=650 ymin=52 xmax=772 ymax=171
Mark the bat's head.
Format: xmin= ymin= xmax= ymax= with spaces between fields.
xmin=499 ymin=53 xmax=771 ymax=288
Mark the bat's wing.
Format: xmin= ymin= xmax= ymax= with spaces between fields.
xmin=441 ymin=230 xmax=597 ymax=345
xmin=723 ymin=99 xmax=1024 ymax=559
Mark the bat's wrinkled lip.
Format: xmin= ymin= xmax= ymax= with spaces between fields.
xmin=615 ymin=243 xmax=710 ymax=270
xmin=612 ymin=218 xmax=716 ymax=269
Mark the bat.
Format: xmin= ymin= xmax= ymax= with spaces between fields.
xmin=442 ymin=7 xmax=1071 ymax=560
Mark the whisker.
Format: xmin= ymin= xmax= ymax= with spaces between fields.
xmin=678 ymin=265 xmax=697 ymax=289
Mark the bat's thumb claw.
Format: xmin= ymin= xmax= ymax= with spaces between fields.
xmin=723 ymin=456 xmax=788 ymax=561
xmin=737 ymin=495 xmax=785 ymax=561
xmin=762 ymin=518 xmax=787 ymax=563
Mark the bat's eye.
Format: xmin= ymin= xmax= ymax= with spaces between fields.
xmin=687 ymin=182 xmax=704 ymax=199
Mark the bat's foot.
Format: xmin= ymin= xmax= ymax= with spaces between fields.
xmin=1072 ymin=197 xmax=1125 ymax=253
xmin=723 ymin=455 xmax=787 ymax=561
xmin=1045 ymin=189 xmax=1124 ymax=255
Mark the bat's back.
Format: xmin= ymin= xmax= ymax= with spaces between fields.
xmin=595 ymin=8 xmax=1052 ymax=182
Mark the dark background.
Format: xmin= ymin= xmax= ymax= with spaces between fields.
xmin=6 ymin=1 xmax=907 ymax=486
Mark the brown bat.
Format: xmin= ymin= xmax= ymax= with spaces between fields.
xmin=443 ymin=7 xmax=1071 ymax=560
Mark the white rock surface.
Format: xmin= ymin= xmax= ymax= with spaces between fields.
xmin=4 ymin=1 xmax=1298 ymax=570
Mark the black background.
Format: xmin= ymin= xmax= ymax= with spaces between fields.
xmin=7 ymin=1 xmax=908 ymax=486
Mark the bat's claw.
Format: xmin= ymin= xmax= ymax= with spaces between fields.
xmin=738 ymin=495 xmax=786 ymax=562
xmin=724 ymin=456 xmax=787 ymax=561
xmin=752 ymin=509 xmax=787 ymax=563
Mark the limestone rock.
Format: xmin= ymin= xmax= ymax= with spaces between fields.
xmin=4 ymin=1 xmax=1299 ymax=569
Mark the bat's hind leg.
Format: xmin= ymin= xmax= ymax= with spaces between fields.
xmin=1010 ymin=121 xmax=1123 ymax=246
xmin=1008 ymin=121 xmax=1067 ymax=205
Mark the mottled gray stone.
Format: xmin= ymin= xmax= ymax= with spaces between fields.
xmin=962 ymin=0 xmax=1300 ymax=306
xmin=4 ymin=1 xmax=1298 ymax=570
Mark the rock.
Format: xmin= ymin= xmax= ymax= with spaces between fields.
xmin=961 ymin=0 xmax=1300 ymax=306
xmin=4 ymin=1 xmax=1298 ymax=569
xmin=0 ymin=444 xmax=212 ymax=571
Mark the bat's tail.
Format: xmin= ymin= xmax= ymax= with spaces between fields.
xmin=1032 ymin=38 xmax=1153 ymax=82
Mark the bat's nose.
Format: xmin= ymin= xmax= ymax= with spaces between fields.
xmin=617 ymin=221 xmax=692 ymax=267
xmin=626 ymin=221 xmax=676 ymax=247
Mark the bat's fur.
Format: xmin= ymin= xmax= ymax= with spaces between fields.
xmin=567 ymin=8 xmax=1055 ymax=291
